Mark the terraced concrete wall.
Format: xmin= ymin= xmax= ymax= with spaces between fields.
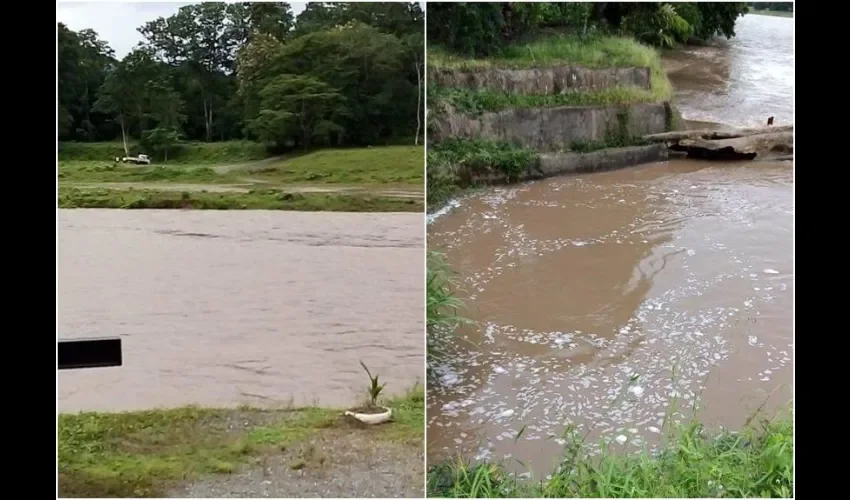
xmin=431 ymin=102 xmax=672 ymax=152
xmin=430 ymin=66 xmax=651 ymax=94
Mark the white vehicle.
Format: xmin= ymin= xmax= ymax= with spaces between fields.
xmin=115 ymin=154 xmax=151 ymax=165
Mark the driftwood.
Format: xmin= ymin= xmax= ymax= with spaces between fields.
xmin=644 ymin=124 xmax=793 ymax=142
xmin=644 ymin=125 xmax=793 ymax=161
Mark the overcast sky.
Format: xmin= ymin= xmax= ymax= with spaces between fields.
xmin=57 ymin=1 xmax=308 ymax=59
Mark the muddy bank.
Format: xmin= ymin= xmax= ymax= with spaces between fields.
xmin=430 ymin=66 xmax=651 ymax=94
xmin=431 ymin=102 xmax=674 ymax=151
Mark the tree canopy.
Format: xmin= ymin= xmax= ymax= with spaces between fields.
xmin=58 ymin=2 xmax=425 ymax=153
xmin=427 ymin=2 xmax=750 ymax=56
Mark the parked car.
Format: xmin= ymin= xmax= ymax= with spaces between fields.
xmin=115 ymin=154 xmax=151 ymax=165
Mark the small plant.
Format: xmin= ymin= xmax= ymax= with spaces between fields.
xmin=360 ymin=361 xmax=386 ymax=407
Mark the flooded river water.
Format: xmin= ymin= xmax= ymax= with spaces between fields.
xmin=427 ymin=13 xmax=793 ymax=472
xmin=58 ymin=209 xmax=424 ymax=412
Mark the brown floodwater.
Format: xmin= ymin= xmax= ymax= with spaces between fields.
xmin=426 ymin=14 xmax=793 ymax=473
xmin=58 ymin=209 xmax=424 ymax=412
xmin=664 ymin=13 xmax=794 ymax=128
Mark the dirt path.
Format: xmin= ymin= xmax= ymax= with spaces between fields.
xmin=59 ymin=402 xmax=425 ymax=498
xmin=171 ymin=429 xmax=423 ymax=498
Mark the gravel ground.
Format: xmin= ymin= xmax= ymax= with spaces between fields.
xmin=170 ymin=428 xmax=423 ymax=498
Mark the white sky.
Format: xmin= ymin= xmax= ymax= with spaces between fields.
xmin=57 ymin=1 xmax=308 ymax=59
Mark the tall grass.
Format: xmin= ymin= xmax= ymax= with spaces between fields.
xmin=428 ymin=411 xmax=793 ymax=498
xmin=435 ymin=86 xmax=659 ymax=114
xmin=429 ymin=34 xmax=673 ymax=103
xmin=426 ymin=251 xmax=468 ymax=371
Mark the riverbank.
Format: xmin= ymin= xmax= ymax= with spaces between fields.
xmin=748 ymin=10 xmax=793 ymax=19
xmin=58 ymin=143 xmax=424 ymax=212
xmin=428 ymin=411 xmax=793 ymax=498
xmin=59 ymin=387 xmax=424 ymax=498
xmin=426 ymin=34 xmax=679 ymax=212
xmin=59 ymin=187 xmax=423 ymax=213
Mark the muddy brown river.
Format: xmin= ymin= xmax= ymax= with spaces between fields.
xmin=58 ymin=209 xmax=424 ymax=412
xmin=427 ymin=13 xmax=793 ymax=473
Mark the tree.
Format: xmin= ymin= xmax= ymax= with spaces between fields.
xmin=139 ymin=3 xmax=238 ymax=141
xmin=145 ymin=79 xmax=186 ymax=133
xmin=141 ymin=127 xmax=182 ymax=161
xmin=93 ymin=62 xmax=140 ymax=155
xmin=248 ymin=75 xmax=348 ymax=149
xmin=59 ymin=2 xmax=423 ymax=149
xmin=57 ymin=23 xmax=115 ymax=140
xmin=404 ymin=32 xmax=425 ymax=145
xmin=227 ymin=2 xmax=295 ymax=44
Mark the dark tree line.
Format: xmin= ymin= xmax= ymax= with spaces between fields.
xmin=428 ymin=2 xmax=750 ymax=56
xmin=748 ymin=3 xmax=793 ymax=12
xmin=58 ymin=2 xmax=424 ymax=155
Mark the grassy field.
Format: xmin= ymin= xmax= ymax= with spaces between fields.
xmin=59 ymin=144 xmax=424 ymax=186
xmin=59 ymin=387 xmax=424 ymax=497
xmin=58 ymin=140 xmax=270 ymax=165
xmin=58 ymin=143 xmax=424 ymax=212
xmin=59 ymin=187 xmax=423 ymax=212
xmin=428 ymin=413 xmax=793 ymax=498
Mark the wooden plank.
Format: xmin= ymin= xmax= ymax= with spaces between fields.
xmin=58 ymin=337 xmax=123 ymax=370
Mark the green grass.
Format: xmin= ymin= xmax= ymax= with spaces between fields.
xmin=427 ymin=139 xmax=538 ymax=209
xmin=58 ymin=161 xmax=229 ymax=184
xmin=58 ymin=145 xmax=424 ymax=187
xmin=569 ymin=133 xmax=651 ymax=153
xmin=435 ymin=86 xmax=659 ymax=115
xmin=428 ymin=413 xmax=793 ymax=498
xmin=426 ymin=250 xmax=470 ymax=378
xmin=58 ymin=140 xmax=270 ymax=164
xmin=59 ymin=390 xmax=424 ymax=497
xmin=429 ymin=35 xmax=672 ymax=102
xmin=252 ymin=146 xmax=424 ymax=185
xmin=59 ymin=187 xmax=423 ymax=213
xmin=373 ymin=384 xmax=426 ymax=444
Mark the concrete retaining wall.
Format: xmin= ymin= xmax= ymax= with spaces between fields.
xmin=461 ymin=144 xmax=669 ymax=185
xmin=431 ymin=102 xmax=672 ymax=152
xmin=430 ymin=66 xmax=651 ymax=94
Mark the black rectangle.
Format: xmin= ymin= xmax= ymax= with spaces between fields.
xmin=58 ymin=337 xmax=123 ymax=370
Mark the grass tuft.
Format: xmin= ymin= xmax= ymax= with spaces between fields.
xmin=427 ymin=139 xmax=538 ymax=210
xmin=427 ymin=412 xmax=793 ymax=498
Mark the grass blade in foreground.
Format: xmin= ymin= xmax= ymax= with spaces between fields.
xmin=427 ymin=413 xmax=793 ymax=498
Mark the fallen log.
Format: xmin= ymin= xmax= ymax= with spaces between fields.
xmin=644 ymin=124 xmax=793 ymax=143
xmin=671 ymin=131 xmax=793 ymax=160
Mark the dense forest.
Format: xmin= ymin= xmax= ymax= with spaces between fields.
xmin=748 ymin=2 xmax=793 ymax=12
xmin=58 ymin=2 xmax=424 ymax=157
xmin=427 ymin=2 xmax=751 ymax=56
